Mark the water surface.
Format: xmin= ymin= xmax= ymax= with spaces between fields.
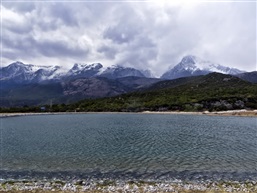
xmin=1 ymin=113 xmax=256 ymax=181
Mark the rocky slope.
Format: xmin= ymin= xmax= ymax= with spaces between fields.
xmin=236 ymin=71 xmax=257 ymax=83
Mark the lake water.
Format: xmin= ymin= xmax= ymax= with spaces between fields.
xmin=0 ymin=113 xmax=256 ymax=181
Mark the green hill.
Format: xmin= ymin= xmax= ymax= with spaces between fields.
xmin=1 ymin=73 xmax=257 ymax=113
xmin=69 ymin=73 xmax=257 ymax=112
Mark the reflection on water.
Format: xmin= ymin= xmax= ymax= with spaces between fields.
xmin=1 ymin=113 xmax=257 ymax=181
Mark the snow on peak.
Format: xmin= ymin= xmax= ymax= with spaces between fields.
xmin=179 ymin=55 xmax=243 ymax=74
xmin=71 ymin=63 xmax=103 ymax=72
xmin=100 ymin=65 xmax=146 ymax=79
xmin=161 ymin=55 xmax=245 ymax=79
xmin=181 ymin=55 xmax=198 ymax=64
xmin=11 ymin=61 xmax=25 ymax=66
xmin=67 ymin=63 xmax=103 ymax=77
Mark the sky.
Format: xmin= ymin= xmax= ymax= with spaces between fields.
xmin=1 ymin=0 xmax=256 ymax=77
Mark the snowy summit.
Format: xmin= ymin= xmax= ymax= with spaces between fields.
xmin=161 ymin=55 xmax=245 ymax=80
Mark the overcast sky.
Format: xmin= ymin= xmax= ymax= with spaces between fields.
xmin=1 ymin=0 xmax=256 ymax=76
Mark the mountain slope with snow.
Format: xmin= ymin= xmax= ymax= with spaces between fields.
xmin=99 ymin=65 xmax=146 ymax=79
xmin=66 ymin=63 xmax=103 ymax=78
xmin=161 ymin=55 xmax=245 ymax=80
xmin=0 ymin=58 xmax=252 ymax=108
xmin=0 ymin=62 xmax=155 ymax=83
xmin=0 ymin=61 xmax=64 ymax=83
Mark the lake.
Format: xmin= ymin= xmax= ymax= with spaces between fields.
xmin=0 ymin=113 xmax=256 ymax=181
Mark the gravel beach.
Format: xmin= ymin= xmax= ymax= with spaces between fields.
xmin=1 ymin=179 xmax=257 ymax=193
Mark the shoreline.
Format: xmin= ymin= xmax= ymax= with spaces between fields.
xmin=1 ymin=179 xmax=257 ymax=193
xmin=1 ymin=109 xmax=257 ymax=118
xmin=142 ymin=109 xmax=257 ymax=117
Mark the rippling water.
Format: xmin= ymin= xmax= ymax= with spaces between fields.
xmin=0 ymin=113 xmax=256 ymax=181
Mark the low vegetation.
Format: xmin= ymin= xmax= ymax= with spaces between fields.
xmin=1 ymin=73 xmax=257 ymax=113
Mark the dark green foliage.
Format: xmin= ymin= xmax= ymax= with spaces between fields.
xmin=1 ymin=73 xmax=257 ymax=113
xmin=82 ymin=73 xmax=257 ymax=111
xmin=65 ymin=73 xmax=257 ymax=112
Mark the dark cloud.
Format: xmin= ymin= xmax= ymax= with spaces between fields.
xmin=34 ymin=4 xmax=72 ymax=31
xmin=97 ymin=46 xmax=117 ymax=60
xmin=37 ymin=39 xmax=88 ymax=58
xmin=115 ymin=35 xmax=158 ymax=70
xmin=118 ymin=47 xmax=158 ymax=69
xmin=48 ymin=3 xmax=78 ymax=27
xmin=103 ymin=22 xmax=140 ymax=44
xmin=2 ymin=2 xmax=35 ymax=13
xmin=4 ymin=23 xmax=32 ymax=34
xmin=2 ymin=28 xmax=89 ymax=62
xmin=1 ymin=35 xmax=38 ymax=62
xmin=2 ymin=32 xmax=37 ymax=53
xmin=2 ymin=1 xmax=256 ymax=76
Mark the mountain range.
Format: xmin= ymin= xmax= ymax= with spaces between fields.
xmin=0 ymin=55 xmax=256 ymax=108
xmin=0 ymin=55 xmax=248 ymax=83
xmin=0 ymin=61 xmax=150 ymax=84
xmin=69 ymin=72 xmax=257 ymax=112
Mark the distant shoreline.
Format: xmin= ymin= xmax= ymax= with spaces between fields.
xmin=1 ymin=109 xmax=257 ymax=118
xmin=142 ymin=109 xmax=257 ymax=117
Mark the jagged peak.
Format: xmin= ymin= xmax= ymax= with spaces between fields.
xmin=178 ymin=55 xmax=221 ymax=71
xmin=72 ymin=63 xmax=103 ymax=70
xmin=180 ymin=55 xmax=212 ymax=66
xmin=181 ymin=55 xmax=199 ymax=64
xmin=13 ymin=61 xmax=24 ymax=65
xmin=8 ymin=61 xmax=26 ymax=67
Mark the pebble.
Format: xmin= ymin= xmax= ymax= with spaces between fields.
xmin=0 ymin=179 xmax=257 ymax=192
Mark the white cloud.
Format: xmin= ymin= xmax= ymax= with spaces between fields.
xmin=1 ymin=1 xmax=256 ymax=77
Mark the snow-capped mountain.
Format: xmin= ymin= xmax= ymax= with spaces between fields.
xmin=67 ymin=63 xmax=103 ymax=78
xmin=99 ymin=65 xmax=146 ymax=79
xmin=0 ymin=61 xmax=64 ymax=83
xmin=0 ymin=61 xmax=154 ymax=83
xmin=161 ymin=55 xmax=245 ymax=80
xmin=1 ymin=56 xmax=245 ymax=83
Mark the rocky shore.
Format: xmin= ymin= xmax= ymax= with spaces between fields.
xmin=0 ymin=179 xmax=257 ymax=193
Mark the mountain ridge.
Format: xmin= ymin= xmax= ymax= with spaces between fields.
xmin=1 ymin=55 xmax=247 ymax=83
xmin=68 ymin=72 xmax=257 ymax=112
xmin=1 ymin=72 xmax=257 ymax=110
xmin=1 ymin=56 xmax=256 ymax=108
xmin=0 ymin=61 xmax=154 ymax=83
xmin=236 ymin=71 xmax=257 ymax=83
xmin=161 ymin=55 xmax=245 ymax=79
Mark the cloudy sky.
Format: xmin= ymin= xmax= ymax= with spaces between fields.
xmin=1 ymin=0 xmax=256 ymax=77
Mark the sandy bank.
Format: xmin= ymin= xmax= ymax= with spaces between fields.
xmin=142 ymin=109 xmax=257 ymax=117
xmin=0 ymin=112 xmax=81 ymax=118
xmin=0 ymin=109 xmax=257 ymax=118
